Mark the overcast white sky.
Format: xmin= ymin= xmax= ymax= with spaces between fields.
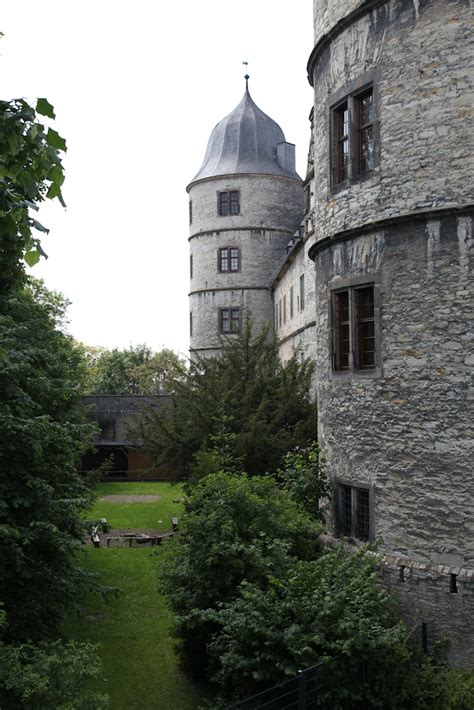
xmin=2 ymin=1 xmax=313 ymax=358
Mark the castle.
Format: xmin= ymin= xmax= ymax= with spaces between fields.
xmin=187 ymin=0 xmax=473 ymax=666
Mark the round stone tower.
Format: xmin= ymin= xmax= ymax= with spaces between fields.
xmin=307 ymin=0 xmax=473 ymax=665
xmin=187 ymin=80 xmax=303 ymax=357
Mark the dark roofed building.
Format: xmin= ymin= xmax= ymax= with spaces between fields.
xmin=81 ymin=395 xmax=172 ymax=480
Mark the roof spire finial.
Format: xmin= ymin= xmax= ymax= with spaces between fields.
xmin=243 ymin=60 xmax=249 ymax=92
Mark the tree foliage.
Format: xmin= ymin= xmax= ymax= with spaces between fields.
xmin=82 ymin=344 xmax=185 ymax=396
xmin=141 ymin=323 xmax=317 ymax=477
xmin=160 ymin=471 xmax=322 ymax=677
xmin=0 ymin=280 xmax=97 ymax=641
xmin=208 ymin=547 xmax=408 ymax=706
xmin=0 ymin=98 xmax=108 ymax=707
xmin=276 ymin=441 xmax=330 ymax=521
xmin=0 ymin=98 xmax=66 ymax=294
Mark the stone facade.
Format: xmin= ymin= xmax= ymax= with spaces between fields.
xmin=187 ymin=0 xmax=473 ymax=666
xmin=306 ymin=0 xmax=474 ymax=666
xmin=188 ymin=103 xmax=304 ymax=357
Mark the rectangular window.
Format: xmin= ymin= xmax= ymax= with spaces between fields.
xmin=278 ymin=299 xmax=282 ymax=328
xmin=189 ymin=199 xmax=193 ymax=225
xmin=356 ymin=89 xmax=374 ymax=174
xmin=299 ymin=274 xmax=305 ymax=311
xmin=335 ymin=102 xmax=349 ymax=184
xmin=218 ymin=191 xmax=229 ymax=215
xmin=305 ymin=185 xmax=311 ymax=213
xmin=229 ymin=190 xmax=240 ymax=215
xmin=219 ymin=308 xmax=241 ymax=334
xmin=218 ymin=247 xmax=240 ymax=272
xmin=332 ymin=284 xmax=376 ymax=372
xmin=218 ymin=190 xmax=240 ymax=216
xmin=190 ymin=254 xmax=193 ymax=279
xmin=189 ymin=312 xmax=193 ymax=336
xmin=283 ymin=295 xmax=287 ymax=324
xmin=336 ymin=483 xmax=371 ymax=541
xmin=331 ymin=84 xmax=376 ymax=187
xmin=290 ymin=286 xmax=294 ymax=318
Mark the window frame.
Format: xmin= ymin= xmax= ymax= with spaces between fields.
xmin=218 ymin=246 xmax=240 ymax=273
xmin=329 ymin=71 xmax=379 ymax=191
xmin=335 ymin=480 xmax=375 ymax=542
xmin=299 ymin=274 xmax=305 ymax=311
xmin=219 ymin=307 xmax=241 ymax=334
xmin=217 ymin=190 xmax=240 ymax=216
xmin=330 ymin=275 xmax=381 ymax=378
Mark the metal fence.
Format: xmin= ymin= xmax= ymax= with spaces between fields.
xmin=226 ymin=661 xmax=329 ymax=710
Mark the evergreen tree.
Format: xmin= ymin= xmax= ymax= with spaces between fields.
xmin=140 ymin=322 xmax=317 ymax=477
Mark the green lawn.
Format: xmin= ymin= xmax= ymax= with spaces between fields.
xmin=66 ymin=483 xmax=206 ymax=710
xmin=89 ymin=481 xmax=185 ymax=531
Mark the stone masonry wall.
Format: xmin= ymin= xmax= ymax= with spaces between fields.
xmin=310 ymin=0 xmax=473 ymax=242
xmin=189 ymin=173 xmax=303 ymax=354
xmin=313 ymin=214 xmax=474 ymax=665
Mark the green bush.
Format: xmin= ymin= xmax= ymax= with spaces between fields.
xmin=161 ymin=471 xmax=321 ymax=676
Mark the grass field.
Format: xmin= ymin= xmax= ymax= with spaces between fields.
xmin=66 ymin=482 xmax=206 ymax=710
xmin=89 ymin=481 xmax=185 ymax=531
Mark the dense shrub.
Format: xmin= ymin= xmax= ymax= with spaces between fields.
xmin=161 ymin=471 xmax=321 ymax=676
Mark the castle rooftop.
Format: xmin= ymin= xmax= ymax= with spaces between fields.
xmin=188 ymin=82 xmax=300 ymax=188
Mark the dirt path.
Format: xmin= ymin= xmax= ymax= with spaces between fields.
xmin=98 ymin=494 xmax=161 ymax=503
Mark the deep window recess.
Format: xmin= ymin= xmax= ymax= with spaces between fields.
xmin=219 ymin=308 xmax=241 ymax=334
xmin=190 ymin=254 xmax=193 ymax=279
xmin=189 ymin=199 xmax=193 ymax=225
xmin=283 ymin=295 xmax=287 ymax=324
xmin=189 ymin=312 xmax=193 ymax=336
xmin=336 ymin=483 xmax=371 ymax=541
xmin=218 ymin=190 xmax=240 ymax=216
xmin=299 ymin=274 xmax=305 ymax=311
xmin=218 ymin=247 xmax=240 ymax=272
xmin=332 ymin=85 xmax=375 ymax=186
xmin=333 ymin=284 xmax=375 ymax=372
xmin=290 ymin=286 xmax=294 ymax=318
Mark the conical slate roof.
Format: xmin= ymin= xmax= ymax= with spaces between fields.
xmin=188 ymin=87 xmax=300 ymax=187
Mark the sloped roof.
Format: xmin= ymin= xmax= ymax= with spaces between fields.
xmin=188 ymin=88 xmax=300 ymax=187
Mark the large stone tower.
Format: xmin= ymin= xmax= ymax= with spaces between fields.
xmin=307 ymin=0 xmax=473 ymax=665
xmin=187 ymin=80 xmax=303 ymax=357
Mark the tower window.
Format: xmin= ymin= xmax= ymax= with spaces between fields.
xmin=218 ymin=247 xmax=240 ymax=272
xmin=219 ymin=308 xmax=241 ymax=334
xmin=336 ymin=482 xmax=372 ymax=541
xmin=283 ymin=294 xmax=287 ymax=324
xmin=290 ymin=286 xmax=294 ymax=318
xmin=356 ymin=90 xmax=374 ymax=174
xmin=299 ymin=274 xmax=305 ymax=311
xmin=332 ymin=284 xmax=376 ymax=372
xmin=218 ymin=190 xmax=240 ymax=216
xmin=190 ymin=254 xmax=193 ymax=279
xmin=189 ymin=199 xmax=193 ymax=225
xmin=335 ymin=102 xmax=349 ymax=184
xmin=189 ymin=312 xmax=193 ymax=336
xmin=331 ymin=83 xmax=376 ymax=187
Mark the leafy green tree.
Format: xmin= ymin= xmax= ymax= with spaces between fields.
xmin=0 ymin=280 xmax=97 ymax=641
xmin=276 ymin=441 xmax=330 ymax=521
xmin=141 ymin=323 xmax=317 ymax=477
xmin=83 ymin=344 xmax=185 ymax=395
xmin=161 ymin=471 xmax=321 ymax=677
xmin=0 ymin=620 xmax=109 ymax=710
xmin=0 ymin=97 xmax=109 ymax=705
xmin=0 ymin=98 xmax=66 ymax=295
xmin=208 ymin=547 xmax=409 ymax=706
